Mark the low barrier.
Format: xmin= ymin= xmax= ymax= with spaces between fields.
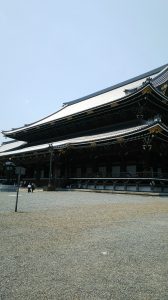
xmin=67 ymin=177 xmax=168 ymax=193
xmin=0 ymin=184 xmax=17 ymax=192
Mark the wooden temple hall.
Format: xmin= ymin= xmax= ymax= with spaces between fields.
xmin=1 ymin=64 xmax=168 ymax=193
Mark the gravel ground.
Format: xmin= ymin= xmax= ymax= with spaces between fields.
xmin=0 ymin=191 xmax=168 ymax=300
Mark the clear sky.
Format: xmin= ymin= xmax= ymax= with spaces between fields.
xmin=0 ymin=0 xmax=168 ymax=144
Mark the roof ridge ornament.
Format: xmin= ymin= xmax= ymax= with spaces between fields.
xmin=124 ymin=87 xmax=138 ymax=95
xmin=145 ymin=77 xmax=152 ymax=83
xmin=154 ymin=114 xmax=161 ymax=122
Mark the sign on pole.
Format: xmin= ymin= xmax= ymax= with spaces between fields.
xmin=15 ymin=167 xmax=26 ymax=175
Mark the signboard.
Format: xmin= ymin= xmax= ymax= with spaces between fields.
xmin=15 ymin=167 xmax=26 ymax=175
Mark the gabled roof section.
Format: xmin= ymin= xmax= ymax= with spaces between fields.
xmin=2 ymin=63 xmax=168 ymax=138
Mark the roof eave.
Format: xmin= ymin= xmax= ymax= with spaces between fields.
xmin=1 ymin=121 xmax=167 ymax=158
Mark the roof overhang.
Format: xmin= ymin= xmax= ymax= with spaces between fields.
xmin=3 ymin=84 xmax=168 ymax=141
xmin=1 ymin=120 xmax=168 ymax=159
xmin=2 ymin=64 xmax=168 ymax=141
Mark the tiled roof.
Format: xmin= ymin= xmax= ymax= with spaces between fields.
xmin=0 ymin=140 xmax=27 ymax=153
xmin=64 ymin=64 xmax=168 ymax=106
xmin=0 ymin=121 xmax=165 ymax=157
xmin=3 ymin=64 xmax=168 ymax=136
xmin=152 ymin=68 xmax=168 ymax=87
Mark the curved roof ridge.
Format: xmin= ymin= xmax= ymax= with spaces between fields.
xmin=2 ymin=105 xmax=66 ymax=135
xmin=63 ymin=63 xmax=168 ymax=106
xmin=3 ymin=83 xmax=151 ymax=136
xmin=3 ymin=63 xmax=168 ymax=137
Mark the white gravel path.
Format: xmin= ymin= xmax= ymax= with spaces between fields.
xmin=0 ymin=191 xmax=168 ymax=300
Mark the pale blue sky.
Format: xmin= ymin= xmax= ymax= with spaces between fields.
xmin=0 ymin=0 xmax=168 ymax=144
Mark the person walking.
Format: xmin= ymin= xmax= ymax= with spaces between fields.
xmin=27 ymin=183 xmax=31 ymax=193
xmin=31 ymin=182 xmax=35 ymax=192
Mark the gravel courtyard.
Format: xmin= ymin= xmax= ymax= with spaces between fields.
xmin=0 ymin=191 xmax=168 ymax=300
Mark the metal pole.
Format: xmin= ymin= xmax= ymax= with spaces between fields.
xmin=15 ymin=167 xmax=21 ymax=212
xmin=48 ymin=144 xmax=53 ymax=187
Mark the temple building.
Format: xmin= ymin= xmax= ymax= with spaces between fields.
xmin=1 ymin=64 xmax=168 ymax=193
